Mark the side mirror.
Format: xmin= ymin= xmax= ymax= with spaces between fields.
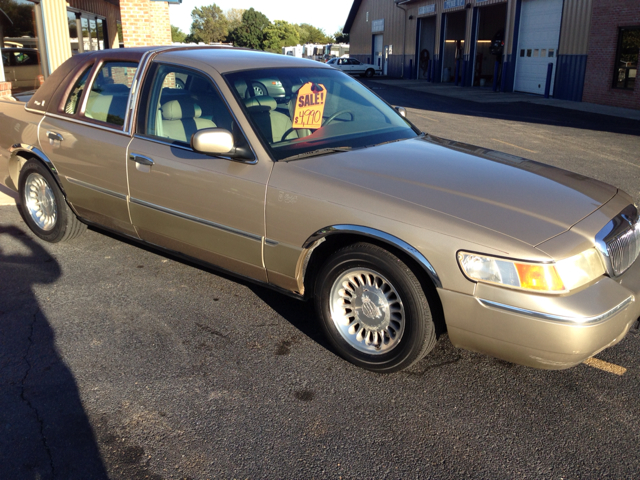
xmin=191 ymin=128 xmax=234 ymax=155
xmin=394 ymin=106 xmax=407 ymax=118
xmin=191 ymin=128 xmax=253 ymax=160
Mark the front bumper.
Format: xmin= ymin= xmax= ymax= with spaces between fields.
xmin=441 ymin=254 xmax=640 ymax=369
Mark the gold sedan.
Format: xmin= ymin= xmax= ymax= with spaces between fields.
xmin=1 ymin=46 xmax=638 ymax=372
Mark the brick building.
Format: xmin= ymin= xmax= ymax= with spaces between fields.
xmin=582 ymin=0 xmax=640 ymax=110
xmin=345 ymin=0 xmax=639 ymax=110
xmin=1 ymin=0 xmax=178 ymax=97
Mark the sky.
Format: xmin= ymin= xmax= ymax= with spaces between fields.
xmin=169 ymin=0 xmax=354 ymax=38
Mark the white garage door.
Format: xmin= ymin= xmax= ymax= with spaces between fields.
xmin=514 ymin=0 xmax=563 ymax=95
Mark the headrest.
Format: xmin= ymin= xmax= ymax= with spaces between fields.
xmin=161 ymin=98 xmax=202 ymax=121
xmin=244 ymin=96 xmax=277 ymax=112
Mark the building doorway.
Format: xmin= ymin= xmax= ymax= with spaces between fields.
xmin=473 ymin=3 xmax=508 ymax=87
xmin=514 ymin=0 xmax=563 ymax=95
xmin=373 ymin=34 xmax=383 ymax=73
xmin=417 ymin=16 xmax=436 ymax=79
xmin=442 ymin=10 xmax=466 ymax=83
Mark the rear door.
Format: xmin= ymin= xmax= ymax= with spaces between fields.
xmin=39 ymin=56 xmax=140 ymax=236
xmin=127 ymin=62 xmax=271 ymax=282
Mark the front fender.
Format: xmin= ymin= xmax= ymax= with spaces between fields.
xmin=301 ymin=225 xmax=443 ymax=290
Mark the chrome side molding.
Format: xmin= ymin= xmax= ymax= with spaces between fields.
xmin=130 ymin=197 xmax=263 ymax=243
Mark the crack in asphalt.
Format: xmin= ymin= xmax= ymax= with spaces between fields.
xmin=20 ymin=310 xmax=56 ymax=479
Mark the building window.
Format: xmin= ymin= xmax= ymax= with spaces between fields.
xmin=1 ymin=0 xmax=44 ymax=93
xmin=613 ymin=27 xmax=639 ymax=90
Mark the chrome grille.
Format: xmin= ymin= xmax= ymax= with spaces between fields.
xmin=607 ymin=223 xmax=640 ymax=276
xmin=595 ymin=205 xmax=640 ymax=277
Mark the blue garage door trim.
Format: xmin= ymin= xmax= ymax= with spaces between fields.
xmin=553 ymin=54 xmax=587 ymax=102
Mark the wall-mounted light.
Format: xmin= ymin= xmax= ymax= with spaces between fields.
xmin=409 ymin=15 xmax=414 ymax=20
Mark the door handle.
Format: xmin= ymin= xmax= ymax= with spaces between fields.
xmin=47 ymin=131 xmax=64 ymax=142
xmin=129 ymin=154 xmax=154 ymax=166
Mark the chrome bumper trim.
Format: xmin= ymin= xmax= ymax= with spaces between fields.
xmin=478 ymin=296 xmax=635 ymax=326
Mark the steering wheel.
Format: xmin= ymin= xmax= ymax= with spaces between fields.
xmin=279 ymin=111 xmax=355 ymax=142
xmin=280 ymin=127 xmax=298 ymax=142
xmin=323 ymin=110 xmax=354 ymax=126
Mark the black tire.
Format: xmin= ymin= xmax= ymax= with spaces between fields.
xmin=18 ymin=158 xmax=86 ymax=243
xmin=365 ymin=68 xmax=375 ymax=78
xmin=252 ymin=82 xmax=267 ymax=97
xmin=314 ymin=243 xmax=436 ymax=373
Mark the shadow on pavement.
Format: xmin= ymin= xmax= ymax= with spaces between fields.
xmin=0 ymin=225 xmax=108 ymax=479
xmin=248 ymin=285 xmax=331 ymax=351
xmin=92 ymin=226 xmax=332 ymax=353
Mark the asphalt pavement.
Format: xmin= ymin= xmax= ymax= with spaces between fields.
xmin=1 ymin=85 xmax=640 ymax=479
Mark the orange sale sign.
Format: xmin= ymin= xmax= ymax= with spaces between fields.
xmin=292 ymin=82 xmax=326 ymax=129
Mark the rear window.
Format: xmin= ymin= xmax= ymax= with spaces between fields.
xmin=63 ymin=65 xmax=92 ymax=115
xmin=83 ymin=61 xmax=138 ymax=127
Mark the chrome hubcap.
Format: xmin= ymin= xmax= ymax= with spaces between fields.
xmin=329 ymin=268 xmax=405 ymax=355
xmin=24 ymin=173 xmax=57 ymax=231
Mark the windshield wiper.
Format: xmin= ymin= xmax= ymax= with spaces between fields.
xmin=362 ymin=132 xmax=427 ymax=149
xmin=280 ymin=147 xmax=353 ymax=162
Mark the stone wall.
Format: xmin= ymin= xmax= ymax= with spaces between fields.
xmin=119 ymin=0 xmax=172 ymax=48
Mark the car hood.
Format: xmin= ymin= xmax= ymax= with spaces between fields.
xmin=288 ymin=135 xmax=617 ymax=246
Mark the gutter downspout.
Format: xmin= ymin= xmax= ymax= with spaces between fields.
xmin=395 ymin=1 xmax=410 ymax=78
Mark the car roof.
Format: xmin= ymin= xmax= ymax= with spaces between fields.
xmin=154 ymin=47 xmax=332 ymax=74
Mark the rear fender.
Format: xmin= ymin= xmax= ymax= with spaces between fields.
xmin=8 ymin=144 xmax=65 ymax=195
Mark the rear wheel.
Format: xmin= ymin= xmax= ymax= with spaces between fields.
xmin=315 ymin=243 xmax=436 ymax=373
xmin=364 ymin=68 xmax=375 ymax=78
xmin=18 ymin=159 xmax=86 ymax=243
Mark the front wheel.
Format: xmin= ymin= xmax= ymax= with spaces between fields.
xmin=314 ymin=243 xmax=436 ymax=373
xmin=18 ymin=159 xmax=86 ymax=243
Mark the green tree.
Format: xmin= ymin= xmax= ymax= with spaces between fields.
xmin=263 ymin=20 xmax=300 ymax=52
xmin=229 ymin=8 xmax=271 ymax=50
xmin=225 ymin=8 xmax=245 ymax=31
xmin=0 ymin=0 xmax=36 ymax=39
xmin=333 ymin=26 xmax=349 ymax=44
xmin=296 ymin=23 xmax=331 ymax=44
xmin=171 ymin=24 xmax=187 ymax=43
xmin=190 ymin=4 xmax=228 ymax=44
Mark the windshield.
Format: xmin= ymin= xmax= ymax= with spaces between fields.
xmin=224 ymin=67 xmax=419 ymax=161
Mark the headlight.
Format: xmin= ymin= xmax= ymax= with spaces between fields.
xmin=457 ymin=248 xmax=605 ymax=293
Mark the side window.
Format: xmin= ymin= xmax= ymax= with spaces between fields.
xmin=137 ymin=63 xmax=234 ymax=146
xmin=64 ymin=65 xmax=92 ymax=115
xmin=84 ymin=61 xmax=138 ymax=127
xmin=14 ymin=51 xmax=38 ymax=65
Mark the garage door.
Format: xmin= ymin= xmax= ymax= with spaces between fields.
xmin=514 ymin=0 xmax=563 ymax=95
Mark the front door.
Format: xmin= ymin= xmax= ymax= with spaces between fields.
xmin=127 ymin=62 xmax=271 ymax=282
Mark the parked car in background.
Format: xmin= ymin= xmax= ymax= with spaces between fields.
xmin=1 ymin=46 xmax=639 ymax=373
xmin=327 ymin=57 xmax=379 ymax=77
xmin=1 ymin=47 xmax=42 ymax=93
